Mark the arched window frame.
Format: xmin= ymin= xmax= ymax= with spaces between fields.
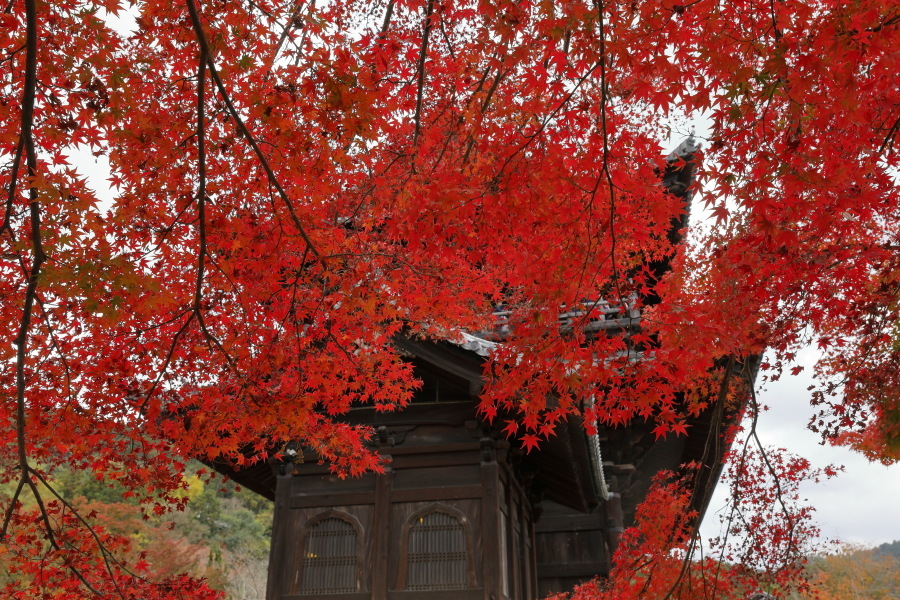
xmin=396 ymin=503 xmax=476 ymax=591
xmin=295 ymin=509 xmax=365 ymax=595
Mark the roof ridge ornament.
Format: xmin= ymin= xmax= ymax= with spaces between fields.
xmin=667 ymin=133 xmax=701 ymax=161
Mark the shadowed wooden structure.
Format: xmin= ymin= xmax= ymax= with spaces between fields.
xmin=212 ymin=140 xmax=746 ymax=600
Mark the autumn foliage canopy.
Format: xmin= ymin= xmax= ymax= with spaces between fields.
xmin=0 ymin=0 xmax=898 ymax=596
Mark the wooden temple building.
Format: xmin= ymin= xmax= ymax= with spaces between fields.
xmin=216 ymin=138 xmax=745 ymax=600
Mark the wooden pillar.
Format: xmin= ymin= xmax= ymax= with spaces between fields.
xmin=604 ymin=492 xmax=624 ymax=558
xmin=481 ymin=440 xmax=502 ymax=600
xmin=505 ymin=479 xmax=518 ymax=600
xmin=371 ymin=459 xmax=393 ymax=600
xmin=526 ymin=510 xmax=537 ymax=600
xmin=266 ymin=468 xmax=293 ymax=600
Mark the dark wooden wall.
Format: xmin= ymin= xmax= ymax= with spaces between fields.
xmin=266 ymin=423 xmax=538 ymax=600
xmin=534 ymin=500 xmax=611 ymax=597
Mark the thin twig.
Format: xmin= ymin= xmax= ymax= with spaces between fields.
xmin=595 ymin=0 xmax=625 ymax=303
xmin=0 ymin=477 xmax=27 ymax=539
xmin=137 ymin=313 xmax=196 ymax=414
xmin=412 ymin=0 xmax=435 ymax=146
xmin=878 ymin=112 xmax=899 ymax=155
xmin=185 ymin=0 xmax=324 ymax=266
xmin=14 ymin=0 xmax=44 ymax=474
xmin=191 ymin=47 xmax=238 ymax=371
xmin=0 ymin=137 xmax=23 ymax=235
xmin=380 ymin=0 xmax=395 ymax=37
xmin=24 ymin=477 xmax=105 ymax=597
xmin=494 ymin=59 xmax=603 ymax=177
xmin=32 ymin=469 xmax=144 ymax=596
xmin=194 ymin=46 xmax=210 ymax=318
xmin=270 ymin=0 xmax=308 ymax=66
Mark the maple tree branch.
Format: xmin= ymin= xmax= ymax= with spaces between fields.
xmin=713 ymin=431 xmax=751 ymax=591
xmin=120 ymin=308 xmax=192 ymax=338
xmin=197 ymin=313 xmax=238 ymax=371
xmin=595 ymin=0 xmax=625 ymax=303
xmin=870 ymin=12 xmax=900 ymax=32
xmin=15 ymin=0 xmax=44 ymax=472
xmin=697 ymin=360 xmax=804 ymax=594
xmin=769 ymin=0 xmax=782 ymax=41
xmin=480 ymin=68 xmax=508 ymax=114
xmin=35 ymin=296 xmax=79 ymax=413
xmin=5 ymin=8 xmax=122 ymax=595
xmin=0 ymin=476 xmax=26 ymax=539
xmin=657 ymin=359 xmax=737 ymax=600
xmin=429 ymin=127 xmax=459 ymax=174
xmin=438 ymin=11 xmax=456 ymax=60
xmin=138 ymin=194 xmax=198 ymax=261
xmin=495 ymin=59 xmax=602 ymax=178
xmin=270 ymin=0 xmax=308 ymax=65
xmin=24 ymin=475 xmax=106 ymax=597
xmin=1 ymin=136 xmax=23 ymax=236
xmin=185 ymin=0 xmax=324 ymax=266
xmin=244 ymin=0 xmax=274 ymax=19
xmin=380 ymin=0 xmax=395 ymax=37
xmin=747 ymin=385 xmax=799 ymax=552
xmin=460 ymin=66 xmax=495 ymax=164
xmin=413 ymin=0 xmax=435 ymax=146
xmin=0 ymin=43 xmax=25 ymax=66
xmin=31 ymin=469 xmax=146 ymax=593
xmin=190 ymin=42 xmax=237 ymax=372
xmin=194 ymin=49 xmax=208 ymax=316
xmin=138 ymin=313 xmax=196 ymax=414
xmin=845 ymin=11 xmax=900 ymax=37
xmin=877 ymin=112 xmax=899 ymax=155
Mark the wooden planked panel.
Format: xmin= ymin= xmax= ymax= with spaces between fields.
xmin=534 ymin=528 xmax=607 ymax=566
xmin=388 ymin=589 xmax=484 ymax=600
xmin=289 ymin=493 xmax=377 ymax=508
xmin=268 ymin=474 xmax=295 ymax=600
xmin=392 ymin=464 xmax=481 ymax=490
xmin=282 ymin=594 xmax=370 ymax=600
xmin=391 ymin=485 xmax=483 ymax=503
xmin=289 ymin=472 xmax=377 ymax=495
xmin=389 ymin=449 xmax=484 ymax=469
xmin=480 ymin=460 xmax=502 ymax=600
xmin=537 ymin=562 xmax=608 ymax=578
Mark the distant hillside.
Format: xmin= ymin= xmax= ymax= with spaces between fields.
xmin=801 ymin=542 xmax=900 ymax=600
xmin=874 ymin=539 xmax=900 ymax=559
xmin=1 ymin=462 xmax=271 ymax=600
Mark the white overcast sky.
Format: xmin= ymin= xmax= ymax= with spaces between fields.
xmin=700 ymin=345 xmax=900 ymax=549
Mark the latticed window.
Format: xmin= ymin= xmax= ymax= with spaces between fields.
xmin=298 ymin=517 xmax=358 ymax=595
xmin=406 ymin=511 xmax=468 ymax=590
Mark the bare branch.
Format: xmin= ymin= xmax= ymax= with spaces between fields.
xmin=185 ymin=0 xmax=324 ymax=266
xmin=413 ymin=0 xmax=435 ymax=146
xmin=1 ymin=476 xmax=27 ymax=539
xmin=194 ymin=46 xmax=208 ymax=316
xmin=595 ymin=0 xmax=624 ymax=303
xmin=878 ymin=112 xmax=899 ymax=155
xmin=15 ymin=0 xmax=44 ymax=474
xmin=380 ymin=0 xmax=395 ymax=37
xmin=24 ymin=477 xmax=105 ymax=597
xmin=1 ymin=137 xmax=23 ymax=236
xmin=270 ymin=0 xmax=309 ymax=65
xmin=138 ymin=313 xmax=196 ymax=414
